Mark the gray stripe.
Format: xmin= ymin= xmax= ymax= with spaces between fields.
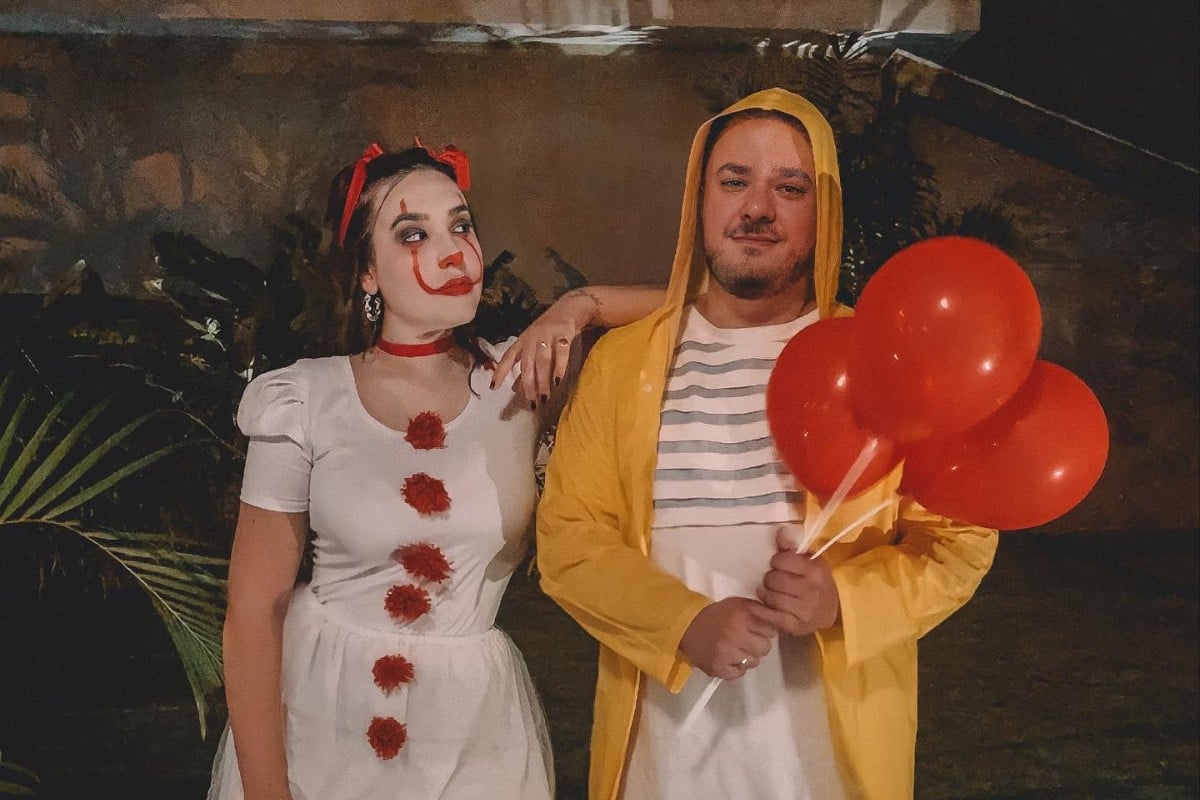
xmin=654 ymin=491 xmax=806 ymax=510
xmin=661 ymin=409 xmax=766 ymax=426
xmin=671 ymin=357 xmax=776 ymax=377
xmin=656 ymin=462 xmax=787 ymax=482
xmin=658 ymin=436 xmax=774 ymax=455
xmin=675 ymin=340 xmax=730 ymax=355
xmin=664 ymin=384 xmax=763 ymax=401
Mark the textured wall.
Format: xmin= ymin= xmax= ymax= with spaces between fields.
xmin=0 ymin=0 xmax=980 ymax=32
xmin=0 ymin=35 xmax=710 ymax=295
xmin=0 ymin=31 xmax=1195 ymax=532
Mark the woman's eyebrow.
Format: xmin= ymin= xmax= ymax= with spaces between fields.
xmin=390 ymin=211 xmax=428 ymax=229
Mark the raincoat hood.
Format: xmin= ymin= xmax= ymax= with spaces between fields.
xmin=663 ymin=87 xmax=844 ymax=320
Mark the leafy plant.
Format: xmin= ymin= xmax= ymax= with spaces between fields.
xmin=0 ymin=373 xmax=228 ymax=737
xmin=926 ymin=202 xmax=1020 ymax=251
xmin=0 ymin=750 xmax=39 ymax=798
xmin=147 ymin=218 xmax=588 ymax=364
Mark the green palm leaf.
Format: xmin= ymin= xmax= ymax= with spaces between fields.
xmin=0 ymin=381 xmax=32 ymax=474
xmin=39 ymin=440 xmax=193 ymax=521
xmin=0 ymin=375 xmax=228 ymax=737
xmin=1 ymin=397 xmax=111 ymax=518
xmin=17 ymin=411 xmax=166 ymax=520
xmin=0 ymin=751 xmax=39 ymax=799
xmin=77 ymin=526 xmax=226 ymax=738
xmin=3 ymin=522 xmax=229 ymax=738
xmin=0 ymin=392 xmax=70 ymax=510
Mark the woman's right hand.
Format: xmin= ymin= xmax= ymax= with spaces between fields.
xmin=490 ymin=285 xmax=666 ymax=407
xmin=491 ymin=292 xmax=596 ymax=405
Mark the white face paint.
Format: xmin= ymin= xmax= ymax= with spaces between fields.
xmin=361 ymin=168 xmax=484 ymax=341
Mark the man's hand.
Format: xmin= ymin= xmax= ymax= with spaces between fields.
xmin=757 ymin=526 xmax=841 ymax=636
xmin=678 ymin=597 xmax=794 ymax=680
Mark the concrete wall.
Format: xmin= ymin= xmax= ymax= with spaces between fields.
xmin=1 ymin=0 xmax=980 ymax=33
xmin=0 ymin=35 xmax=719 ymax=295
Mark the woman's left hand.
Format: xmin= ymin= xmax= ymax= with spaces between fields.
xmin=492 ymin=293 xmax=595 ymax=405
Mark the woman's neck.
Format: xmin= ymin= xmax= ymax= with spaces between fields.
xmin=378 ymin=319 xmax=454 ymax=346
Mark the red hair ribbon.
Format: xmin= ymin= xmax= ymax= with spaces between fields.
xmin=337 ymin=142 xmax=384 ymax=247
xmin=414 ymin=136 xmax=471 ymax=193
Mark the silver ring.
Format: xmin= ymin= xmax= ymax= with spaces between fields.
xmin=538 ymin=341 xmax=549 ymax=349
xmin=737 ymin=657 xmax=749 ymax=668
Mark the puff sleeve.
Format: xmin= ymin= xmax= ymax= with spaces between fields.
xmin=236 ymin=362 xmax=312 ymax=514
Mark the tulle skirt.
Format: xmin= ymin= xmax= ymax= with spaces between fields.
xmin=208 ymin=586 xmax=554 ymax=800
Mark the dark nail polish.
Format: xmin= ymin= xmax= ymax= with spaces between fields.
xmin=553 ymin=377 xmax=561 ymax=387
xmin=530 ymin=401 xmax=537 ymax=411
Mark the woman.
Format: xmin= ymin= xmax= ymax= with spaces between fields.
xmin=208 ymin=142 xmax=663 ymax=800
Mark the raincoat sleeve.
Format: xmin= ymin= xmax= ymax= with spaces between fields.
xmin=537 ymin=341 xmax=713 ymax=692
xmin=821 ymin=496 xmax=998 ymax=669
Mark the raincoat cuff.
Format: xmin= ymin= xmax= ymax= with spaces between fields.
xmin=659 ymin=593 xmax=712 ymax=693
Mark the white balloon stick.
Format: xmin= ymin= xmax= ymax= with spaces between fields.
xmin=809 ymin=499 xmax=892 ymax=560
xmin=797 ymin=438 xmax=880 ymax=554
xmin=678 ymin=675 xmax=722 ymax=733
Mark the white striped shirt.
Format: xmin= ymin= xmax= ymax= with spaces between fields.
xmin=628 ymin=303 xmax=846 ymax=800
xmin=652 ymin=305 xmax=819 ymax=530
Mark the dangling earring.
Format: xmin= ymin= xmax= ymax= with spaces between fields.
xmin=364 ymin=291 xmax=382 ymax=324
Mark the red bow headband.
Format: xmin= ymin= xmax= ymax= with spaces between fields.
xmin=336 ymin=140 xmax=472 ymax=248
xmin=338 ymin=142 xmax=383 ymax=247
xmin=414 ymin=136 xmax=472 ymax=193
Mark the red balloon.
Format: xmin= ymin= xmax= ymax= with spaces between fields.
xmin=901 ymin=361 xmax=1109 ymax=530
xmin=849 ymin=237 xmax=1042 ymax=442
xmin=767 ymin=317 xmax=902 ymax=503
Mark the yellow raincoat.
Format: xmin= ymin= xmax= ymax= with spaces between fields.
xmin=537 ymin=88 xmax=999 ymax=800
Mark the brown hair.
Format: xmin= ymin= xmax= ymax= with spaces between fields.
xmin=699 ymin=107 xmax=812 ymax=185
xmin=325 ymin=146 xmax=490 ymax=366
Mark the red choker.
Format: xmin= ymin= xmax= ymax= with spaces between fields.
xmin=376 ymin=336 xmax=454 ymax=358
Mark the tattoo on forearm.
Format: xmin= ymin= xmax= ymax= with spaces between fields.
xmin=569 ymin=288 xmax=603 ymax=324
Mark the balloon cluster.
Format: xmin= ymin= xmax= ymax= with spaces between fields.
xmin=767 ymin=236 xmax=1109 ymax=530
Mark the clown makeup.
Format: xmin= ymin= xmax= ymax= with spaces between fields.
xmin=361 ymin=168 xmax=484 ymax=342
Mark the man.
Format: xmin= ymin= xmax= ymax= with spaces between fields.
xmin=537 ymin=88 xmax=998 ymax=800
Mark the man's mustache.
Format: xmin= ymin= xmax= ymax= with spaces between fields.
xmin=728 ymin=221 xmax=781 ymax=239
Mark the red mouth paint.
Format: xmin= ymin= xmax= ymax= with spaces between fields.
xmin=412 ymin=251 xmax=480 ymax=296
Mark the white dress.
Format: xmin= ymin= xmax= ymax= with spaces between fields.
xmin=208 ymin=342 xmax=554 ymax=800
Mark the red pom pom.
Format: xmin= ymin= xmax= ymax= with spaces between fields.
xmin=394 ymin=542 xmax=452 ymax=583
xmin=384 ymin=583 xmax=431 ymax=622
xmin=402 ymin=473 xmax=451 ymax=516
xmin=372 ymin=654 xmax=415 ymax=694
xmin=367 ymin=716 xmax=408 ymax=760
xmin=405 ymin=411 xmax=446 ymax=450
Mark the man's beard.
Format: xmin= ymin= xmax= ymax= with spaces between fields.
xmin=704 ymin=248 xmax=813 ymax=300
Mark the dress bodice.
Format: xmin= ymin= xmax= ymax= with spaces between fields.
xmin=238 ymin=344 xmax=539 ymax=636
